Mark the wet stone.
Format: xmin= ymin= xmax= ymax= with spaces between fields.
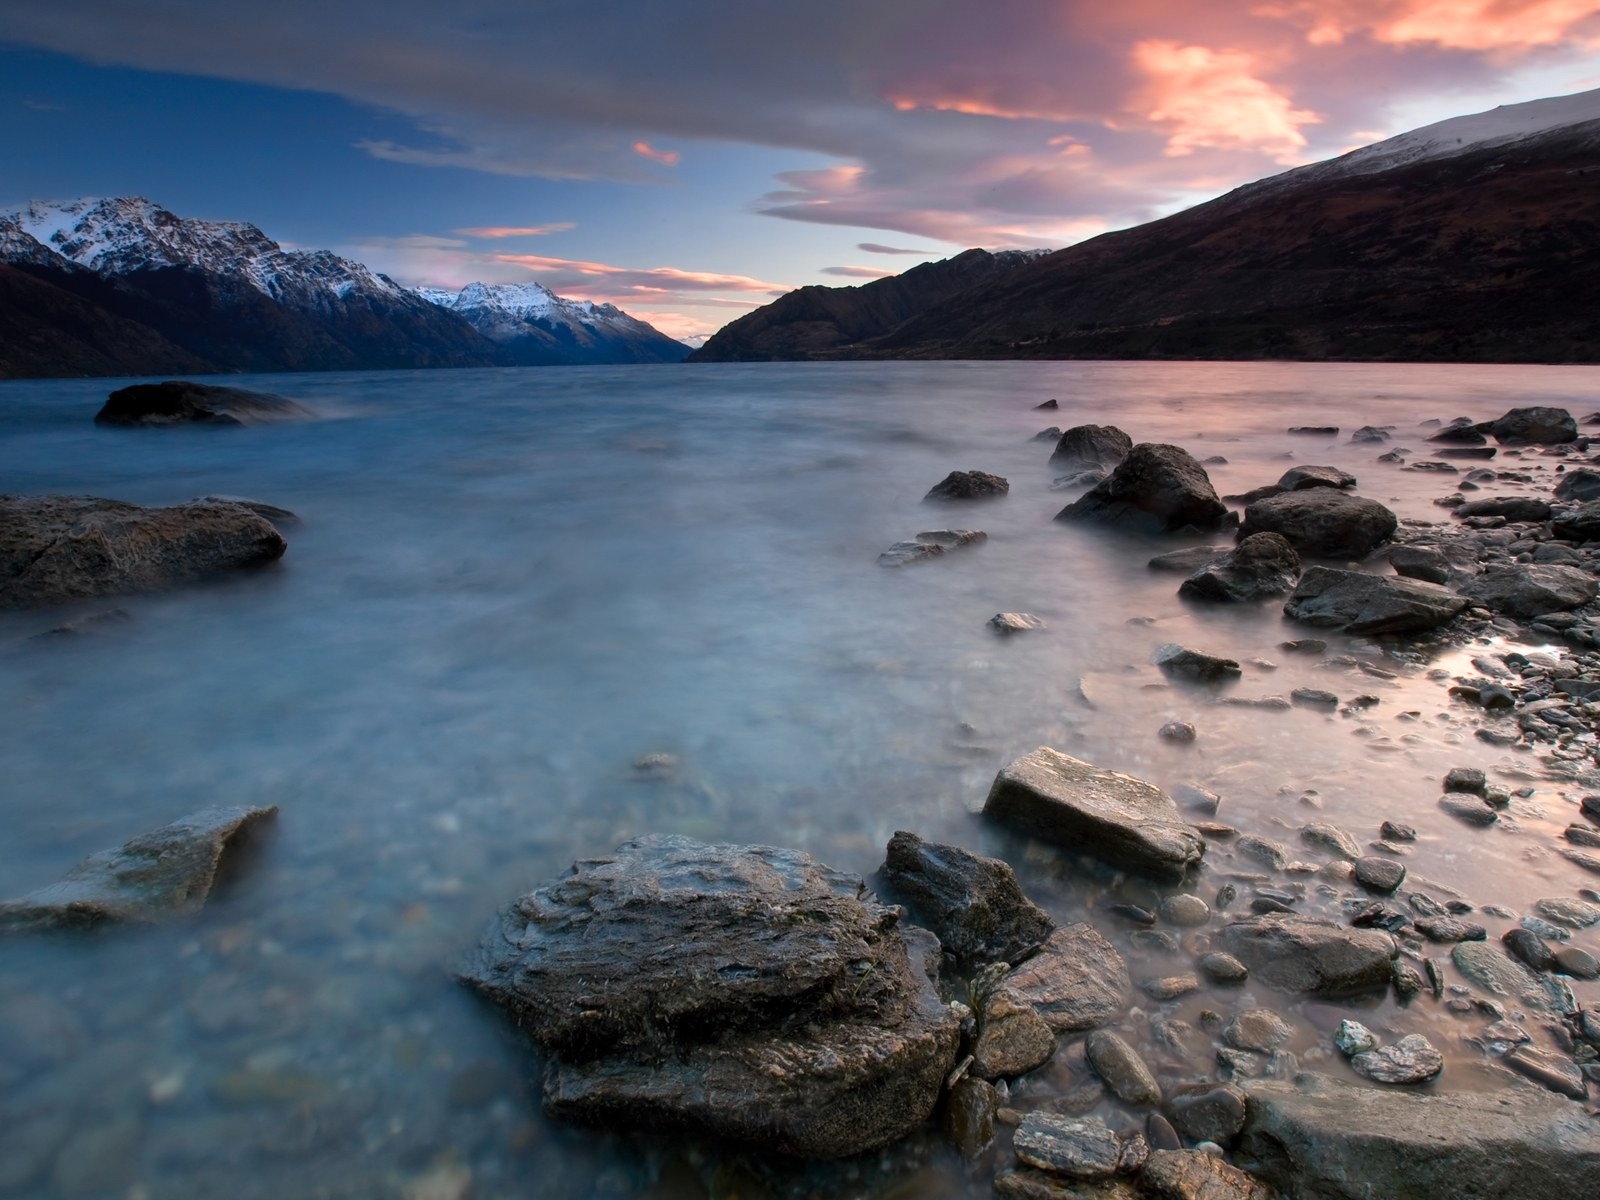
xmin=1199 ymin=952 xmax=1248 ymax=984
xmin=1012 ymin=1113 xmax=1122 ymax=1179
xmin=1444 ymin=767 xmax=1488 ymax=795
xmin=1440 ymin=793 xmax=1499 ymax=826
xmin=992 ymin=612 xmax=1047 ymax=634
xmin=1139 ymin=1149 xmax=1279 ymax=1200
xmin=1223 ymin=1009 xmax=1294 ymax=1053
xmin=1217 ymin=916 xmax=1396 ymax=996
xmin=1237 ymin=835 xmax=1291 ymax=871
xmin=1351 ymin=1034 xmax=1444 ymax=1085
xmin=1168 ymin=1083 xmax=1248 ymax=1145
xmin=1534 ymin=897 xmax=1600 ymax=928
xmin=1159 ymin=721 xmax=1198 ymax=743
xmin=1005 ymin=924 xmax=1131 ymax=1032
xmin=1159 ymin=894 xmax=1211 ymax=927
xmin=1291 ymin=688 xmax=1339 ymax=709
xmin=973 ymin=985 xmax=1057 ymax=1079
xmin=1505 ymin=1046 xmax=1588 ymax=1099
xmin=1502 ymin=929 xmax=1556 ymax=973
xmin=1085 ymin=1029 xmax=1162 ymax=1106
xmin=1353 ymin=856 xmax=1406 ymax=895
xmin=1300 ymin=823 xmax=1360 ymax=860
xmin=1154 ymin=643 xmax=1243 ymax=682
xmin=1451 ymin=942 xmax=1550 ymax=1008
xmin=1416 ymin=917 xmax=1486 ymax=943
xmin=1333 ymin=1020 xmax=1378 ymax=1056
xmin=1380 ymin=821 xmax=1418 ymax=842
xmin=1553 ymin=945 xmax=1599 ymax=979
xmin=943 ymin=1076 xmax=998 ymax=1158
xmin=1143 ymin=975 xmax=1202 ymax=1001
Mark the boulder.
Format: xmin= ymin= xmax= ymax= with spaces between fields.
xmin=924 ymin=471 xmax=1009 ymax=501
xmin=1169 ymin=1083 xmax=1249 ymax=1144
xmin=1276 ymin=466 xmax=1356 ymax=491
xmin=1179 ymin=533 xmax=1301 ymax=602
xmin=1004 ymin=923 xmax=1130 ymax=1032
xmin=1239 ymin=1072 xmax=1600 ymax=1200
xmin=983 ymin=748 xmax=1205 ymax=880
xmin=460 ymin=835 xmax=960 ymax=1159
xmin=880 ymin=831 xmax=1053 ymax=966
xmin=1140 ymin=1150 xmax=1279 ymax=1200
xmin=1282 ymin=566 xmax=1467 ymax=635
xmin=1386 ymin=544 xmax=1451 ymax=584
xmin=1460 ymin=564 xmax=1597 ymax=617
xmin=1552 ymin=501 xmax=1600 ymax=542
xmin=1216 ymin=916 xmax=1396 ymax=996
xmin=95 ymin=380 xmax=314 ymax=426
xmin=1056 ymin=444 xmax=1229 ymax=534
xmin=1032 ymin=426 xmax=1065 ymax=443
xmin=1050 ymin=424 xmax=1133 ymax=471
xmin=0 ymin=806 xmax=278 ymax=930
xmin=1452 ymin=497 xmax=1552 ymax=522
xmin=0 ymin=495 xmax=287 ymax=610
xmin=1480 ymin=406 xmax=1577 ymax=445
xmin=1237 ymin=491 xmax=1397 ymax=559
xmin=1554 ymin=468 xmax=1600 ymax=503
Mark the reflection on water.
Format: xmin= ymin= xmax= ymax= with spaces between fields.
xmin=2 ymin=361 xmax=1599 ymax=1198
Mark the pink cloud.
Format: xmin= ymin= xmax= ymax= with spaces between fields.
xmin=632 ymin=140 xmax=680 ymax=166
xmin=1267 ymin=0 xmax=1600 ymax=52
xmin=454 ymin=223 xmax=575 ymax=238
xmin=820 ymin=265 xmax=895 ymax=278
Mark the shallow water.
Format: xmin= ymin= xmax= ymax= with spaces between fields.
xmin=2 ymin=361 xmax=1598 ymax=1199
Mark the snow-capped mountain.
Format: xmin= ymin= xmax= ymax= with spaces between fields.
xmin=416 ymin=281 xmax=689 ymax=364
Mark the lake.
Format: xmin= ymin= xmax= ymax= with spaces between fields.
xmin=2 ymin=360 xmax=1598 ymax=1198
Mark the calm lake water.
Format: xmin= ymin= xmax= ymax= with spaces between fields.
xmin=2 ymin=361 xmax=1599 ymax=1199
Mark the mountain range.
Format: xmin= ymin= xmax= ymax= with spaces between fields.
xmin=691 ymin=87 xmax=1600 ymax=364
xmin=0 ymin=198 xmax=687 ymax=378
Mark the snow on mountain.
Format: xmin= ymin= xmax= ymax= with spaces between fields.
xmin=416 ymin=280 xmax=689 ymax=362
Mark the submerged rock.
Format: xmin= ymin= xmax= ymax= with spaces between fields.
xmin=1277 ymin=465 xmax=1356 ymax=491
xmin=1153 ymin=643 xmax=1243 ymax=681
xmin=881 ymin=830 xmax=1053 ymax=966
xmin=1480 ymin=406 xmax=1577 ymax=445
xmin=1050 ymin=424 xmax=1133 ymax=471
xmin=983 ymin=747 xmax=1205 ymax=879
xmin=1055 ymin=443 xmax=1229 ymax=534
xmin=1178 ymin=533 xmax=1301 ymax=603
xmin=1237 ymin=491 xmax=1398 ymax=560
xmin=1012 ymin=1113 xmax=1123 ymax=1179
xmin=1282 ymin=566 xmax=1467 ymax=635
xmin=1239 ymin=1072 xmax=1600 ymax=1200
xmin=0 ymin=806 xmax=278 ymax=930
xmin=0 ymin=495 xmax=287 ymax=610
xmin=460 ymin=835 xmax=960 ymax=1159
xmin=924 ymin=470 xmax=1009 ymax=501
xmin=1216 ymin=916 xmax=1396 ymax=996
xmin=878 ymin=529 xmax=986 ymax=566
xmin=95 ymin=380 xmax=314 ymax=426
xmin=1148 ymin=546 xmax=1231 ymax=573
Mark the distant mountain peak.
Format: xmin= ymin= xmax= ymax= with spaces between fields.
xmin=414 ymin=280 xmax=687 ymax=363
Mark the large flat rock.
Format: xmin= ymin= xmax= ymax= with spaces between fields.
xmin=1239 ymin=1072 xmax=1600 ymax=1200
xmin=1217 ymin=916 xmax=1395 ymax=996
xmin=983 ymin=748 xmax=1205 ymax=880
xmin=1283 ymin=566 xmax=1467 ymax=634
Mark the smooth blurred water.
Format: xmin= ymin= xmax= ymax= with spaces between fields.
xmin=2 ymin=361 xmax=1599 ymax=1199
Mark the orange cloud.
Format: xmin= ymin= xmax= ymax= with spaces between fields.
xmin=886 ymin=93 xmax=1078 ymax=122
xmin=493 ymin=252 xmax=785 ymax=294
xmin=632 ymin=140 xmax=680 ymax=166
xmin=454 ymin=223 xmax=575 ymax=238
xmin=1132 ymin=40 xmax=1320 ymax=162
xmin=1264 ymin=0 xmax=1600 ymax=52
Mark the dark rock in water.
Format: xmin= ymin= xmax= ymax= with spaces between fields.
xmin=1278 ymin=637 xmax=1326 ymax=654
xmin=990 ymin=612 xmax=1047 ymax=634
xmin=1217 ymin=916 xmax=1395 ymax=996
xmin=1554 ymin=468 xmax=1600 ymax=503
xmin=1353 ymin=856 xmax=1405 ymax=895
xmin=1224 ymin=484 xmax=1285 ymax=505
xmin=1153 ymin=642 xmax=1242 ymax=680
xmin=1169 ymin=1082 xmax=1249 ymax=1144
xmin=1551 ymin=500 xmax=1600 ymax=542
xmin=192 ymin=495 xmax=300 ymax=527
xmin=1055 ymin=443 xmax=1229 ymax=534
xmin=1443 ymin=767 xmax=1488 ymax=795
xmin=1051 ymin=468 xmax=1109 ymax=491
xmin=1085 ymin=1030 xmax=1161 ymax=1106
xmin=878 ymin=528 xmax=986 ymax=567
xmin=1429 ymin=425 xmax=1488 ymax=445
xmin=1031 ymin=426 xmax=1065 ymax=443
xmin=943 ymin=1076 xmax=997 ymax=1158
xmin=972 ymin=984 xmax=1056 ymax=1078
xmin=1148 ymin=545 xmax=1232 ymax=573
xmin=1450 ymin=942 xmax=1548 ymax=1008
xmin=1435 ymin=446 xmax=1497 ymax=459
xmin=1277 ymin=465 xmax=1356 ymax=491
xmin=1461 ymin=564 xmax=1597 ymax=617
xmin=1282 ymin=566 xmax=1467 ymax=635
xmin=1415 ymin=917 xmax=1486 ymax=943
xmin=1179 ymin=533 xmax=1301 ymax=603
xmin=0 ymin=495 xmax=287 ymax=610
xmin=1035 ymin=398 xmax=1059 ymax=410
xmin=1147 ymin=1113 xmax=1182 ymax=1152
xmin=995 ymin=1169 xmax=1139 ymax=1199
xmin=460 ymin=835 xmax=960 ymax=1159
xmin=1238 ymin=490 xmax=1397 ymax=559
xmin=984 ymin=747 xmax=1205 ymax=880
xmin=1552 ymin=945 xmax=1599 ymax=979
xmin=1140 ymin=1149 xmax=1279 ymax=1200
xmin=1288 ymin=426 xmax=1337 ymax=435
xmin=1158 ymin=721 xmax=1197 ymax=743
xmin=924 ymin=470 xmax=1009 ymax=501
xmin=0 ymin=806 xmax=277 ymax=930
xmin=881 ymin=830 xmax=1053 ymax=967
xmin=1453 ymin=496 xmax=1552 ymax=522
xmin=1481 ymin=406 xmax=1578 ymax=445
xmin=1502 ymin=928 xmax=1556 ymax=973
xmin=1380 ymin=821 xmax=1417 ymax=842
xmin=1004 ymin=923 xmax=1130 ymax=1032
xmin=95 ymin=380 xmax=314 ymax=426
xmin=1240 ymin=1072 xmax=1600 ymax=1200
xmin=1200 ymin=953 xmax=1249 ymax=984
xmin=1440 ymin=793 xmax=1498 ymax=826
xmin=1504 ymin=1046 xmax=1588 ymax=1099
xmin=1050 ymin=424 xmax=1133 ymax=471
xmin=1012 ymin=1113 xmax=1123 ymax=1179
xmin=1350 ymin=426 xmax=1390 ymax=444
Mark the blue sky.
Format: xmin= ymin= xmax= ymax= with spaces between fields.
xmin=3 ymin=1 xmax=1598 ymax=341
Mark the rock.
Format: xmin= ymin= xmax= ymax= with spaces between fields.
xmin=1453 ymin=497 xmax=1553 ymax=522
xmin=1033 ymin=426 xmax=1066 ymax=442
xmin=881 ymin=831 xmax=1054 ymax=966
xmin=1237 ymin=834 xmax=1290 ymax=870
xmin=1440 ymin=793 xmax=1499 ymax=826
xmin=1533 ymin=897 xmax=1600 ymax=928
xmin=1053 ymin=468 xmax=1109 ymax=491
xmin=1050 ymin=424 xmax=1134 ymax=471
xmin=1159 ymin=894 xmax=1211 ymax=927
xmin=0 ymin=806 xmax=277 ymax=930
xmin=1380 ymin=821 xmax=1417 ymax=842
xmin=1241 ymin=1072 xmax=1600 ymax=1198
xmin=1333 ymin=1020 xmax=1378 ymax=1056
xmin=1200 ymin=953 xmax=1248 ymax=984
xmin=1551 ymin=501 xmax=1600 ymax=542
xmin=1387 ymin=544 xmax=1452 ymax=584
xmin=1415 ymin=917 xmax=1486 ymax=943
xmin=944 ymin=1076 xmax=998 ymax=1157
xmin=460 ymin=835 xmax=960 ymax=1159
xmin=925 ymin=470 xmax=1009 ymax=501
xmin=1217 ymin=916 xmax=1396 ymax=996
xmin=1450 ymin=942 xmax=1548 ymax=1007
xmin=95 ymin=379 xmax=313 ymax=426
xmin=972 ymin=985 xmax=1057 ymax=1078
xmin=192 ymin=495 xmax=300 ymax=527
xmin=1554 ymin=468 xmax=1600 ymax=503
xmin=1055 ymin=443 xmax=1229 ymax=534
xmin=1223 ymin=1009 xmax=1294 ymax=1052
xmin=878 ymin=529 xmax=986 ymax=567
xmin=1353 ymin=857 xmax=1406 ymax=894
xmin=1482 ymin=406 xmax=1578 ymax=445
xmin=1291 ymin=688 xmax=1339 ymax=709
xmin=1004 ymin=924 xmax=1130 ymax=1032
xmin=984 ymin=748 xmax=1206 ymax=880
xmin=1504 ymin=1046 xmax=1588 ymax=1099
xmin=991 ymin=612 xmax=1047 ymax=634
xmin=1351 ymin=426 xmax=1390 ymax=444
xmin=1282 ymin=566 xmax=1467 ymax=635
xmin=1168 ymin=1082 xmax=1249 ymax=1144
xmin=1153 ymin=643 xmax=1242 ymax=681
xmin=1237 ymin=491 xmax=1398 ymax=559
xmin=1429 ymin=425 xmax=1488 ymax=445
xmin=1443 ymin=767 xmax=1488 ymax=794
xmin=1288 ymin=426 xmax=1338 ymax=435
xmin=1035 ymin=398 xmax=1059 ymax=410
xmin=1502 ymin=928 xmax=1557 ymax=973
xmin=1299 ymin=823 xmax=1360 ymax=860
xmin=1143 ymin=975 xmax=1201 ymax=1000
xmin=1149 ymin=546 xmax=1232 ymax=573
xmin=1159 ymin=721 xmax=1197 ymax=743
xmin=995 ymin=1169 xmax=1139 ymax=1199
xmin=1140 ymin=1149 xmax=1279 ymax=1200
xmin=1277 ymin=466 xmax=1356 ymax=491
xmin=1350 ymin=1033 xmax=1443 ymax=1084
xmin=0 ymin=495 xmax=288 ymax=610
xmin=1085 ymin=1030 xmax=1161 ymax=1106
xmin=1013 ymin=1113 xmax=1124 ymax=1179
xmin=1553 ymin=945 xmax=1599 ymax=979
xmin=1461 ymin=564 xmax=1598 ymax=617
xmin=1179 ymin=533 xmax=1301 ymax=603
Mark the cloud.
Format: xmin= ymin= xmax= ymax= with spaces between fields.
xmin=350 ymin=233 xmax=467 ymax=250
xmin=1267 ymin=0 xmax=1600 ymax=53
xmin=858 ymin=242 xmax=938 ymax=255
xmin=1131 ymin=41 xmax=1322 ymax=162
xmin=632 ymin=140 xmax=680 ymax=166
xmin=820 ymin=265 xmax=895 ymax=278
xmin=454 ymin=223 xmax=576 ymax=238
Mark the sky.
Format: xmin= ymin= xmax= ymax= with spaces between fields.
xmin=2 ymin=1 xmax=1599 ymax=343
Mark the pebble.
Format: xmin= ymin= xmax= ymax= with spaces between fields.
xmin=1199 ymin=952 xmax=1248 ymax=983
xmin=1502 ymin=928 xmax=1556 ymax=973
xmin=1553 ymin=946 xmax=1600 ymax=979
xmin=1085 ymin=1030 xmax=1161 ymax=1106
xmin=1380 ymin=821 xmax=1418 ymax=842
xmin=1223 ymin=1008 xmax=1294 ymax=1052
xmin=1142 ymin=975 xmax=1202 ymax=1001
xmin=1534 ymin=897 xmax=1600 ymax=928
xmin=1237 ymin=834 xmax=1291 ymax=870
xmin=1416 ymin=917 xmax=1487 ymax=943
xmin=1439 ymin=793 xmax=1498 ymax=825
xmin=1353 ymin=856 xmax=1406 ymax=894
xmin=1300 ymin=823 xmax=1361 ymax=859
xmin=1159 ymin=894 xmax=1211 ymax=927
xmin=1351 ymin=1034 xmax=1444 ymax=1084
xmin=1291 ymin=688 xmax=1339 ymax=709
xmin=1167 ymin=1083 xmax=1248 ymax=1144
xmin=1333 ymin=1019 xmax=1378 ymax=1056
xmin=1159 ymin=721 xmax=1197 ymax=743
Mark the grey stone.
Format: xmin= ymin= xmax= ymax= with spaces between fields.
xmin=1149 ymin=546 xmax=1232 ymax=573
xmin=984 ymin=748 xmax=1205 ymax=880
xmin=1179 ymin=533 xmax=1301 ymax=603
xmin=95 ymin=380 xmax=313 ymax=426
xmin=1217 ymin=916 xmax=1396 ymax=996
xmin=1168 ymin=1082 xmax=1249 ymax=1144
xmin=1461 ymin=564 xmax=1597 ymax=617
xmin=1159 ymin=721 xmax=1197 ymax=743
xmin=1551 ymin=501 xmax=1600 ymax=542
xmin=881 ymin=831 xmax=1054 ymax=967
xmin=1238 ymin=490 xmax=1398 ymax=560
xmin=1051 ymin=424 xmax=1134 ymax=471
xmin=1283 ymin=566 xmax=1467 ymax=634
xmin=1005 ymin=924 xmax=1130 ymax=1032
xmin=1555 ymin=468 xmax=1600 ymax=503
xmin=1350 ymin=1033 xmax=1443 ymax=1084
xmin=972 ymin=985 xmax=1057 ymax=1079
xmin=1443 ymin=766 xmax=1487 ymax=794
xmin=1482 ymin=406 xmax=1578 ymax=445
xmin=0 ymin=805 xmax=278 ymax=930
xmin=1353 ymin=857 xmax=1406 ymax=894
xmin=1199 ymin=952 xmax=1248 ymax=983
xmin=1333 ymin=1020 xmax=1378 ymax=1056
xmin=1056 ymin=443 xmax=1229 ymax=534
xmin=1440 ymin=793 xmax=1499 ymax=826
xmin=943 ymin=1075 xmax=998 ymax=1158
xmin=1140 ymin=1149 xmax=1279 ymax=1200
xmin=1085 ymin=1029 xmax=1161 ymax=1106
xmin=1012 ymin=1113 xmax=1122 ymax=1179
xmin=1450 ymin=942 xmax=1549 ymax=1009
xmin=1159 ymin=894 xmax=1211 ymax=927
xmin=1299 ymin=823 xmax=1360 ymax=860
xmin=1223 ymin=1009 xmax=1294 ymax=1052
xmin=1153 ymin=643 xmax=1242 ymax=681
xmin=924 ymin=470 xmax=1008 ymax=501
xmin=1533 ymin=896 xmax=1600 ymax=928
xmin=1277 ymin=465 xmax=1356 ymax=491
xmin=1453 ymin=497 xmax=1553 ymax=522
xmin=1387 ymin=544 xmax=1452 ymax=584
xmin=1504 ymin=1046 xmax=1588 ymax=1099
